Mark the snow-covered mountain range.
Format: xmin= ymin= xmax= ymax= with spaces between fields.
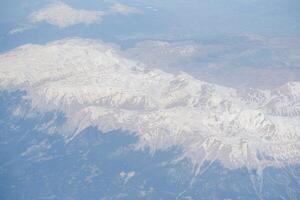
xmin=0 ymin=38 xmax=299 ymax=171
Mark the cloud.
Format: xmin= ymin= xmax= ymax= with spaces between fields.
xmin=110 ymin=3 xmax=141 ymax=15
xmin=29 ymin=2 xmax=105 ymax=28
xmin=9 ymin=27 xmax=30 ymax=35
xmin=8 ymin=25 xmax=35 ymax=35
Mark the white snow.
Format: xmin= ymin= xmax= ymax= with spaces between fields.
xmin=0 ymin=38 xmax=299 ymax=170
xmin=120 ymin=171 xmax=135 ymax=183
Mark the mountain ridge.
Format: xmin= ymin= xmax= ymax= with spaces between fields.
xmin=0 ymin=38 xmax=299 ymax=171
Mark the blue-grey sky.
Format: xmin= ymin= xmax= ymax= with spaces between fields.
xmin=1 ymin=0 xmax=299 ymax=41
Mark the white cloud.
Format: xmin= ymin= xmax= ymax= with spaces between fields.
xmin=9 ymin=27 xmax=29 ymax=35
xmin=8 ymin=25 xmax=35 ymax=35
xmin=110 ymin=3 xmax=140 ymax=15
xmin=29 ymin=2 xmax=105 ymax=28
